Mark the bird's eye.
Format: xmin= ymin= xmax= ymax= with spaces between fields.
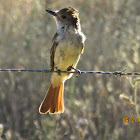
xmin=62 ymin=15 xmax=66 ymax=19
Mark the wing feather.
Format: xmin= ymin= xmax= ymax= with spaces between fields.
xmin=81 ymin=43 xmax=84 ymax=54
xmin=50 ymin=33 xmax=58 ymax=70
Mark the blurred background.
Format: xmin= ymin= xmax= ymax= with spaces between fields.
xmin=0 ymin=0 xmax=140 ymax=139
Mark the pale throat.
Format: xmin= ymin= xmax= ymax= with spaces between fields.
xmin=56 ymin=21 xmax=81 ymax=36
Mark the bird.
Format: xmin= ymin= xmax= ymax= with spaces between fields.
xmin=39 ymin=7 xmax=86 ymax=114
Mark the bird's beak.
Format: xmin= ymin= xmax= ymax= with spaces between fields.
xmin=46 ymin=10 xmax=57 ymax=16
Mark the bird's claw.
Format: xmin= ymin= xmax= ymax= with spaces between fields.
xmin=75 ymin=69 xmax=81 ymax=77
xmin=55 ymin=66 xmax=61 ymax=76
xmin=67 ymin=65 xmax=81 ymax=77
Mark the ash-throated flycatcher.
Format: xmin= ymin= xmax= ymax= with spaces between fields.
xmin=39 ymin=7 xmax=86 ymax=114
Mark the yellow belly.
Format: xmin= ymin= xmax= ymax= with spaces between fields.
xmin=51 ymin=41 xmax=82 ymax=87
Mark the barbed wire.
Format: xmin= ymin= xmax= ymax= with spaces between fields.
xmin=0 ymin=68 xmax=140 ymax=76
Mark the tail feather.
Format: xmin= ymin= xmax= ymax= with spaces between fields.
xmin=39 ymin=83 xmax=64 ymax=114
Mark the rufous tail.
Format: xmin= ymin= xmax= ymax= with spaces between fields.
xmin=39 ymin=83 xmax=64 ymax=114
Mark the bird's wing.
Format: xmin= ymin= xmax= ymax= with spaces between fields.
xmin=50 ymin=33 xmax=58 ymax=70
xmin=81 ymin=43 xmax=85 ymax=54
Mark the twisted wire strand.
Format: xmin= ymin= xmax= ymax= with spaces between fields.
xmin=0 ymin=69 xmax=140 ymax=76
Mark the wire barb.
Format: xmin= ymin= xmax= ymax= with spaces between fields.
xmin=0 ymin=68 xmax=140 ymax=76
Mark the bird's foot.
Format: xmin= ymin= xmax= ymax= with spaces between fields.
xmin=55 ymin=66 xmax=61 ymax=76
xmin=67 ymin=65 xmax=81 ymax=77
